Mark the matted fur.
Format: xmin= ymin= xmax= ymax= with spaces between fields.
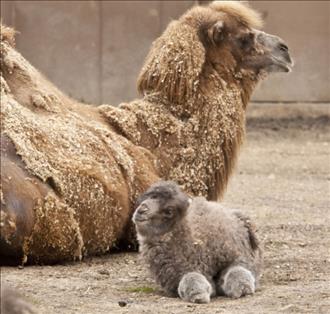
xmin=0 ymin=23 xmax=16 ymax=47
xmin=137 ymin=21 xmax=205 ymax=107
xmin=1 ymin=1 xmax=289 ymax=263
xmin=0 ymin=27 xmax=159 ymax=263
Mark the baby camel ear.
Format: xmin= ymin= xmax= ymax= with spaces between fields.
xmin=137 ymin=21 xmax=205 ymax=106
xmin=208 ymin=21 xmax=225 ymax=45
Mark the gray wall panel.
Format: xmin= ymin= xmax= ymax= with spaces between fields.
xmin=1 ymin=1 xmax=329 ymax=104
xmin=11 ymin=1 xmax=101 ymax=104
xmin=251 ymin=1 xmax=330 ymax=102
xmin=100 ymin=1 xmax=160 ymax=104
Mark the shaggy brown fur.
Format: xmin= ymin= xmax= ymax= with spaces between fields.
xmin=0 ymin=1 xmax=292 ymax=264
xmin=102 ymin=1 xmax=292 ymax=200
xmin=133 ymin=181 xmax=262 ymax=303
xmin=0 ymin=29 xmax=159 ymax=263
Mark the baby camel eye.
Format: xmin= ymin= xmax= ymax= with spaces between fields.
xmin=163 ymin=207 xmax=174 ymax=218
xmin=147 ymin=193 xmax=158 ymax=199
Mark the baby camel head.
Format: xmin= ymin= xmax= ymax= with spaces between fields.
xmin=138 ymin=1 xmax=293 ymax=106
xmin=133 ymin=181 xmax=190 ymax=237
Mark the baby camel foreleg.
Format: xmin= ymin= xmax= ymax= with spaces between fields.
xmin=178 ymin=272 xmax=215 ymax=304
xmin=216 ymin=265 xmax=256 ymax=299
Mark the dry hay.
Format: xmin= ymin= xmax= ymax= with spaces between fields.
xmin=1 ymin=26 xmax=159 ymax=263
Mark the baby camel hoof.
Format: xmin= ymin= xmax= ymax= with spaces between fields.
xmin=178 ymin=272 xmax=212 ymax=304
xmin=189 ymin=293 xmax=210 ymax=304
xmin=221 ymin=266 xmax=255 ymax=299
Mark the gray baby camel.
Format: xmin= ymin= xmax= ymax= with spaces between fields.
xmin=133 ymin=181 xmax=262 ymax=303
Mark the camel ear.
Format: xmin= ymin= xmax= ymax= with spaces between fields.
xmin=208 ymin=21 xmax=225 ymax=45
xmin=137 ymin=21 xmax=205 ymax=106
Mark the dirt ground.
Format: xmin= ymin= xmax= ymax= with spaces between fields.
xmin=1 ymin=103 xmax=330 ymax=314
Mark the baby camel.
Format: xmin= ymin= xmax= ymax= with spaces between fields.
xmin=133 ymin=181 xmax=262 ymax=303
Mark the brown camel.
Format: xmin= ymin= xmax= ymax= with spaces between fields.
xmin=0 ymin=1 xmax=293 ymax=264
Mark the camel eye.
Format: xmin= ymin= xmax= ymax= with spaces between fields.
xmin=163 ymin=207 xmax=174 ymax=218
xmin=240 ymin=37 xmax=249 ymax=47
xmin=149 ymin=193 xmax=158 ymax=199
xmin=239 ymin=32 xmax=254 ymax=49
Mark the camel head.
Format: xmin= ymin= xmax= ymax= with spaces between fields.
xmin=202 ymin=1 xmax=293 ymax=74
xmin=138 ymin=1 xmax=293 ymax=106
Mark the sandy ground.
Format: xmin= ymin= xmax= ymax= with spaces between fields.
xmin=1 ymin=103 xmax=330 ymax=314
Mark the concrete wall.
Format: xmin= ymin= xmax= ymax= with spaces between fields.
xmin=251 ymin=1 xmax=330 ymax=102
xmin=1 ymin=1 xmax=329 ymax=104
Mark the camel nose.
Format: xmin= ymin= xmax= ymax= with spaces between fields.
xmin=278 ymin=41 xmax=294 ymax=67
xmin=137 ymin=204 xmax=149 ymax=214
xmin=278 ymin=42 xmax=289 ymax=53
xmin=132 ymin=203 xmax=150 ymax=223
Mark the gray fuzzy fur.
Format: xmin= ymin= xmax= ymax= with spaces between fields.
xmin=133 ymin=181 xmax=262 ymax=303
xmin=178 ymin=272 xmax=214 ymax=303
xmin=218 ymin=266 xmax=255 ymax=298
xmin=1 ymin=284 xmax=38 ymax=314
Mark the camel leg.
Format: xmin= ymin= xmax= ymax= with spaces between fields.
xmin=178 ymin=272 xmax=214 ymax=303
xmin=216 ymin=265 xmax=256 ymax=298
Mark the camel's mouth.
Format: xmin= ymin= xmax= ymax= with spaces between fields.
xmin=132 ymin=211 xmax=148 ymax=224
xmin=133 ymin=216 xmax=148 ymax=223
xmin=271 ymin=56 xmax=294 ymax=73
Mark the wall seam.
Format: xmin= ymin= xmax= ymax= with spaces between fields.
xmin=98 ymin=1 xmax=103 ymax=105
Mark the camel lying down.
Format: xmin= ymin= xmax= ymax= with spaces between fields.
xmin=133 ymin=181 xmax=262 ymax=303
xmin=0 ymin=1 xmax=293 ymax=264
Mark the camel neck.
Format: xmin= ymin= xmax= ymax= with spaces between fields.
xmin=142 ymin=68 xmax=258 ymax=123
